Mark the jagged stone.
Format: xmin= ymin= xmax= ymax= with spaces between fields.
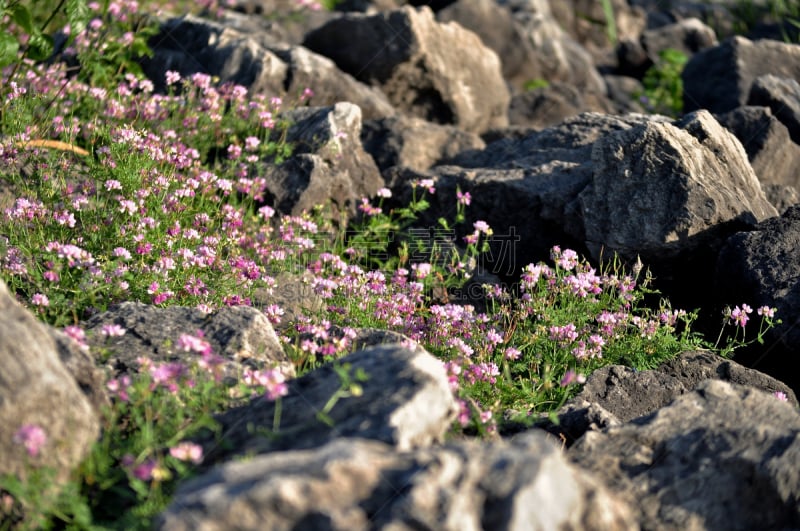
xmin=142 ymin=15 xmax=288 ymax=95
xmin=716 ymin=105 xmax=800 ymax=191
xmin=142 ymin=15 xmax=394 ymax=120
xmin=159 ymin=432 xmax=637 ymax=530
xmin=436 ymin=0 xmax=539 ymax=91
xmin=265 ymin=102 xmax=384 ymax=216
xmin=581 ymin=109 xmax=777 ymax=263
xmin=569 ymin=379 xmax=800 ymax=531
xmin=747 ymin=74 xmax=800 ymax=145
xmin=198 ymin=344 xmax=458 ymax=465
xmin=683 ymin=36 xmax=800 ymax=114
xmin=303 ymin=6 xmax=510 ymax=133
xmin=496 ymin=0 xmax=607 ymax=95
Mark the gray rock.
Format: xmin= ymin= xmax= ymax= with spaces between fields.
xmin=715 ymin=204 xmax=800 ymax=385
xmin=550 ymin=0 xmax=646 ymax=61
xmin=542 ymin=349 xmax=798 ymax=444
xmin=159 ymin=432 xmax=637 ymax=530
xmin=683 ymin=36 xmax=800 ymax=114
xmin=716 ymin=105 xmax=800 ymax=191
xmin=0 ymin=280 xmax=100 ymax=482
xmin=581 ymin=109 xmax=777 ymax=263
xmin=142 ymin=15 xmax=394 ymax=120
xmin=83 ymin=301 xmax=290 ymax=378
xmin=265 ymin=102 xmax=384 ymax=216
xmin=200 ymin=344 xmax=458 ymax=464
xmin=763 ymin=183 xmax=800 ymax=215
xmin=508 ymin=82 xmax=613 ymax=129
xmin=303 ymin=6 xmax=510 ymax=133
xmin=659 ymin=350 xmax=798 ymax=407
xmin=641 ymin=17 xmax=718 ymax=62
xmin=494 ymin=0 xmax=607 ymax=95
xmin=569 ymin=379 xmax=800 ymax=531
xmin=436 ymin=0 xmax=539 ymax=91
xmin=748 ymin=74 xmax=800 ymax=145
xmin=271 ymin=45 xmax=395 ymax=120
xmin=618 ymin=17 xmax=717 ymax=78
xmin=142 ymin=15 xmax=288 ymax=95
xmin=361 ymin=115 xmax=485 ymax=172
xmin=387 ymin=113 xmax=666 ymax=273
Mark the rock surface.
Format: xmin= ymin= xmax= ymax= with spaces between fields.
xmin=159 ymin=432 xmax=638 ymax=531
xmin=0 ymin=280 xmax=100 ymax=481
xmin=303 ymin=6 xmax=510 ymax=133
xmin=569 ymin=379 xmax=800 ymax=531
xmin=198 ymin=344 xmax=458 ymax=465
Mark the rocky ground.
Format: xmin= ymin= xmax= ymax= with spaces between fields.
xmin=4 ymin=0 xmax=800 ymax=529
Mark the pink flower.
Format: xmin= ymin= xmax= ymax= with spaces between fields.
xmin=560 ymin=370 xmax=586 ymax=387
xmin=107 ymin=375 xmax=132 ymax=402
xmin=376 ymin=187 xmax=392 ymax=198
xmin=132 ymin=460 xmax=156 ymax=481
xmin=101 ymin=323 xmax=126 ymax=337
xmin=411 ymin=262 xmax=432 ymax=280
xmin=504 ymin=347 xmax=521 ymax=360
xmin=169 ymin=442 xmax=204 ymax=464
xmin=31 ymin=293 xmax=49 ymax=307
xmin=261 ymin=368 xmax=288 ymax=401
xmin=177 ymin=332 xmax=212 ymax=356
xmin=757 ymin=306 xmax=776 ymax=318
xmin=729 ymin=304 xmax=753 ymax=327
xmin=13 ymin=424 xmax=47 ymax=457
xmin=473 ymin=220 xmax=492 ymax=235
xmin=165 ymin=70 xmax=181 ymax=86
xmin=456 ymin=189 xmax=471 ymax=206
xmin=773 ymin=391 xmax=788 ymax=402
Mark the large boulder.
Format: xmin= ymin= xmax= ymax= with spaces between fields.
xmin=580 ymin=110 xmax=777 ymax=263
xmin=683 ymin=36 xmax=800 ymax=114
xmin=159 ymin=432 xmax=637 ymax=530
xmin=436 ymin=0 xmax=541 ymax=91
xmin=142 ymin=15 xmax=287 ymax=95
xmin=387 ymin=112 xmax=665 ymax=274
xmin=303 ymin=6 xmax=510 ymax=133
xmin=0 ymin=280 xmax=100 ymax=482
xmin=502 ymin=0 xmax=607 ymax=94
xmin=569 ymin=379 xmax=800 ymax=530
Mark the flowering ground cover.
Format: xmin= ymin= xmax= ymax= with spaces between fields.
xmin=0 ymin=0 xmax=782 ymax=528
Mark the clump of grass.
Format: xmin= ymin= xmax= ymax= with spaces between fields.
xmin=0 ymin=0 xmax=782 ymax=528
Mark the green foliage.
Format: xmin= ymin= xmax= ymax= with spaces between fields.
xmin=600 ymin=0 xmax=617 ymax=45
xmin=635 ymin=48 xmax=688 ymax=117
xmin=523 ymin=78 xmax=550 ymax=91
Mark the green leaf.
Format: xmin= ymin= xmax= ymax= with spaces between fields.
xmin=10 ymin=3 xmax=34 ymax=34
xmin=0 ymin=31 xmax=19 ymax=67
xmin=66 ymin=0 xmax=90 ymax=37
xmin=26 ymin=32 xmax=54 ymax=61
